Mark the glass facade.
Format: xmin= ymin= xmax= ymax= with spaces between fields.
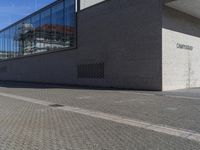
xmin=0 ymin=0 xmax=76 ymax=60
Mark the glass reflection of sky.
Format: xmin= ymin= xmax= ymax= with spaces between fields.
xmin=0 ymin=0 xmax=55 ymax=30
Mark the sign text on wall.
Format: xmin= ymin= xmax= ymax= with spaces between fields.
xmin=176 ymin=43 xmax=193 ymax=51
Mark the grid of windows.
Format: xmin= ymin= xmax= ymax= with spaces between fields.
xmin=0 ymin=0 xmax=76 ymax=60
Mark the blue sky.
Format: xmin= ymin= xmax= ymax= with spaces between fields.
xmin=0 ymin=0 xmax=55 ymax=30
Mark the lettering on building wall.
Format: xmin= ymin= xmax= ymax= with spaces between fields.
xmin=176 ymin=43 xmax=193 ymax=51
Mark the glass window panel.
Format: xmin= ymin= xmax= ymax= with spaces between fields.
xmin=21 ymin=18 xmax=32 ymax=55
xmin=65 ymin=0 xmax=76 ymax=48
xmin=10 ymin=27 xmax=13 ymax=58
xmin=31 ymin=14 xmax=41 ymax=54
xmin=52 ymin=1 xmax=65 ymax=50
xmin=0 ymin=32 xmax=3 ymax=60
xmin=14 ymin=23 xmax=21 ymax=57
xmin=7 ymin=29 xmax=11 ymax=58
xmin=12 ymin=25 xmax=17 ymax=58
xmin=4 ymin=29 xmax=9 ymax=59
xmin=17 ymin=22 xmax=25 ymax=56
xmin=2 ymin=32 xmax=5 ymax=59
xmin=41 ymin=8 xmax=51 ymax=52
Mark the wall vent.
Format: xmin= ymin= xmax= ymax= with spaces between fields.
xmin=78 ymin=63 xmax=104 ymax=79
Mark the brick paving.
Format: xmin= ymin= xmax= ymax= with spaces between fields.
xmin=0 ymin=83 xmax=200 ymax=149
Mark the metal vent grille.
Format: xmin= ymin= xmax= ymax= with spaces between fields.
xmin=78 ymin=63 xmax=104 ymax=79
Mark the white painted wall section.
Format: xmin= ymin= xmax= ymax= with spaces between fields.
xmin=80 ymin=0 xmax=105 ymax=10
xmin=162 ymin=28 xmax=200 ymax=91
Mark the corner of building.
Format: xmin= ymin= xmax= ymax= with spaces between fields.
xmin=162 ymin=0 xmax=200 ymax=91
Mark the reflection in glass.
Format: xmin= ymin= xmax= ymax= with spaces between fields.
xmin=0 ymin=0 xmax=76 ymax=60
xmin=41 ymin=8 xmax=51 ymax=52
xmin=52 ymin=2 xmax=64 ymax=49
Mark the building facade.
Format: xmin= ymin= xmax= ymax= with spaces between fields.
xmin=0 ymin=0 xmax=199 ymax=91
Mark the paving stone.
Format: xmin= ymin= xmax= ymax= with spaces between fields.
xmin=0 ymin=84 xmax=200 ymax=149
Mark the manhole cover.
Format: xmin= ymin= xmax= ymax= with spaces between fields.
xmin=49 ymin=104 xmax=64 ymax=107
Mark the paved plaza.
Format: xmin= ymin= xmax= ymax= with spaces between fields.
xmin=0 ymin=83 xmax=200 ymax=149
